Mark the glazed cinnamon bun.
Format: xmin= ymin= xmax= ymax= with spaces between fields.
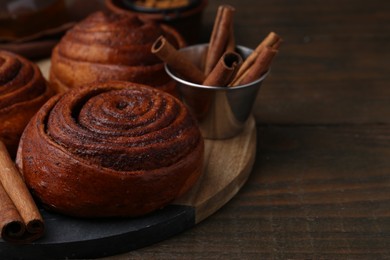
xmin=16 ymin=81 xmax=204 ymax=218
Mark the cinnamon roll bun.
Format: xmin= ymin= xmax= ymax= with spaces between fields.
xmin=16 ymin=81 xmax=204 ymax=218
xmin=0 ymin=50 xmax=54 ymax=157
xmin=50 ymin=11 xmax=186 ymax=96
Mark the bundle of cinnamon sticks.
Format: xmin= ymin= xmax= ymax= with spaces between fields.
xmin=152 ymin=4 xmax=282 ymax=87
xmin=0 ymin=141 xmax=44 ymax=243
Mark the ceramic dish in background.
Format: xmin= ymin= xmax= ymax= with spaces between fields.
xmin=0 ymin=0 xmax=105 ymax=59
xmin=105 ymin=0 xmax=208 ymax=44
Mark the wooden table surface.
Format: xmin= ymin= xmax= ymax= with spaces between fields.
xmin=101 ymin=0 xmax=390 ymax=259
xmin=1 ymin=0 xmax=389 ymax=258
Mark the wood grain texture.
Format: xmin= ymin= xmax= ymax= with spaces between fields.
xmin=100 ymin=0 xmax=390 ymax=258
xmin=201 ymin=0 xmax=390 ymax=125
xmin=107 ymin=126 xmax=390 ymax=259
xmin=174 ymin=117 xmax=256 ymax=223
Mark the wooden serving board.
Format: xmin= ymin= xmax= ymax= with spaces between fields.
xmin=0 ymin=61 xmax=257 ymax=259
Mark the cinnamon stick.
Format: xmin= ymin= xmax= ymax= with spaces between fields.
xmin=0 ymin=141 xmax=44 ymax=243
xmin=233 ymin=32 xmax=281 ymax=84
xmin=203 ymin=52 xmax=242 ymax=87
xmin=0 ymin=183 xmax=25 ymax=240
xmin=225 ymin=23 xmax=236 ymax=53
xmin=231 ymin=47 xmax=277 ymax=86
xmin=204 ymin=5 xmax=235 ymax=75
xmin=152 ymin=36 xmax=205 ymax=84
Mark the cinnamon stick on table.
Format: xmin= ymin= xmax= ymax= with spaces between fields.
xmin=204 ymin=5 xmax=236 ymax=75
xmin=0 ymin=141 xmax=44 ymax=243
xmin=203 ymin=51 xmax=242 ymax=87
xmin=152 ymin=36 xmax=206 ymax=84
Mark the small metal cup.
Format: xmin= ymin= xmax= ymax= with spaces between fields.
xmin=165 ymin=44 xmax=269 ymax=139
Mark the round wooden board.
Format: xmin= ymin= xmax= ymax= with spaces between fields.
xmin=0 ymin=61 xmax=257 ymax=259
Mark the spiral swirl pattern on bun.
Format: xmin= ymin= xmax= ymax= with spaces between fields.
xmin=17 ymin=81 xmax=204 ymax=217
xmin=50 ymin=11 xmax=186 ymax=95
xmin=0 ymin=50 xmax=53 ymax=157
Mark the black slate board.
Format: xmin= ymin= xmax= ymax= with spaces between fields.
xmin=0 ymin=205 xmax=194 ymax=259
